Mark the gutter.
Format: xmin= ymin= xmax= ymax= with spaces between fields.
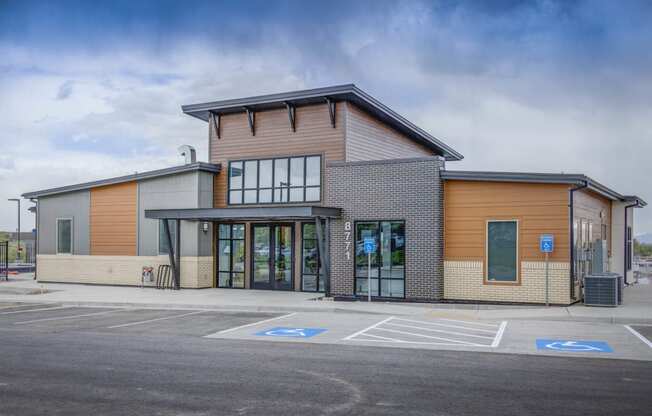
xmin=569 ymin=181 xmax=588 ymax=300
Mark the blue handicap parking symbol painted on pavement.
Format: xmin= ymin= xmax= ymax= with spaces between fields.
xmin=536 ymin=339 xmax=613 ymax=353
xmin=255 ymin=327 xmax=327 ymax=338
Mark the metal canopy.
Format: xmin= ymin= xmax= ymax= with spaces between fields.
xmin=145 ymin=205 xmax=342 ymax=221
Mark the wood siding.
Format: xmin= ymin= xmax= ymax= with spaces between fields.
xmin=444 ymin=181 xmax=570 ymax=262
xmin=210 ymin=103 xmax=345 ymax=207
xmin=345 ymin=103 xmax=434 ymax=161
xmin=90 ymin=182 xmax=137 ymax=256
xmin=574 ymin=189 xmax=612 ymax=254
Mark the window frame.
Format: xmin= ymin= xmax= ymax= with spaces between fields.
xmin=227 ymin=155 xmax=322 ymax=205
xmin=353 ymin=220 xmax=406 ymax=299
xmin=55 ymin=217 xmax=73 ymax=255
xmin=300 ymin=222 xmax=323 ymax=293
xmin=217 ymin=223 xmax=246 ymax=289
xmin=484 ymin=219 xmax=520 ymax=285
xmin=626 ymin=226 xmax=633 ymax=271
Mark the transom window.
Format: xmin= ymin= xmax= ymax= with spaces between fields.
xmin=228 ymin=155 xmax=321 ymax=204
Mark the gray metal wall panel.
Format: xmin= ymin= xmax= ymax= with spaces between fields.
xmin=37 ymin=191 xmax=90 ymax=255
xmin=197 ymin=171 xmax=214 ymax=256
xmin=138 ymin=171 xmax=204 ymax=256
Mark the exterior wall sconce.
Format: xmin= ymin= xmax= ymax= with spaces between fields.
xmin=202 ymin=222 xmax=209 ymax=233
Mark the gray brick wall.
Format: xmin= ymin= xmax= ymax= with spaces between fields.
xmin=325 ymin=157 xmax=445 ymax=301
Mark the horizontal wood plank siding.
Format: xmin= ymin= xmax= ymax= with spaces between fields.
xmin=345 ymin=102 xmax=434 ymax=161
xmin=210 ymin=103 xmax=345 ymax=207
xmin=90 ymin=182 xmax=137 ymax=256
xmin=445 ymin=181 xmax=570 ymax=262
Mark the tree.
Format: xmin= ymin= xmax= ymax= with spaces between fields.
xmin=634 ymin=239 xmax=652 ymax=258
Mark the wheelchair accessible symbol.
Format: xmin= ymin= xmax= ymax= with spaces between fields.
xmin=255 ymin=327 xmax=327 ymax=338
xmin=536 ymin=339 xmax=613 ymax=353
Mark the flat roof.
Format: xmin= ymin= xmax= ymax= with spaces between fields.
xmin=441 ymin=170 xmax=646 ymax=205
xmin=181 ymin=84 xmax=464 ymax=161
xmin=22 ymin=162 xmax=221 ymax=199
xmin=145 ymin=206 xmax=341 ymax=221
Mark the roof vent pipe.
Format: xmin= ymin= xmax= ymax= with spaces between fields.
xmin=178 ymin=145 xmax=196 ymax=165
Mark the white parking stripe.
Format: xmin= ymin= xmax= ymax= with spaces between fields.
xmin=491 ymin=321 xmax=508 ymax=348
xmin=14 ymin=309 xmax=127 ymax=325
xmin=0 ymin=306 xmax=70 ymax=315
xmin=374 ymin=327 xmax=486 ymax=347
xmin=205 ymin=312 xmax=297 ymax=337
xmin=342 ymin=316 xmax=395 ymax=341
xmin=385 ymin=322 xmax=495 ymax=340
xmin=108 ymin=310 xmax=206 ymax=329
xmin=357 ymin=332 xmax=403 ymax=342
xmin=624 ymin=325 xmax=652 ymax=349
xmin=437 ymin=318 xmax=500 ymax=328
xmin=392 ymin=317 xmax=497 ymax=333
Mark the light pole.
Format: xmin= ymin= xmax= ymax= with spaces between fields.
xmin=8 ymin=198 xmax=20 ymax=263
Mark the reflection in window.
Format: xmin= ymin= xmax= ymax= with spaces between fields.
xmin=486 ymin=220 xmax=518 ymax=282
xmin=354 ymin=221 xmax=405 ymax=298
xmin=218 ymin=224 xmax=245 ymax=288
xmin=228 ymin=156 xmax=321 ymax=204
xmin=301 ymin=223 xmax=324 ymax=292
xmin=56 ymin=218 xmax=73 ymax=254
xmin=158 ymin=220 xmax=177 ymax=255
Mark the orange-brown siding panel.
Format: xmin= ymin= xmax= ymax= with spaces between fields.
xmin=90 ymin=181 xmax=137 ymax=256
xmin=444 ymin=181 xmax=570 ymax=262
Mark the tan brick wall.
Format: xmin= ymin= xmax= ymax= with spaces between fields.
xmin=444 ymin=260 xmax=571 ymax=304
xmin=36 ymin=255 xmax=213 ymax=288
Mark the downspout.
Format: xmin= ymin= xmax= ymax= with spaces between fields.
xmin=569 ymin=181 xmax=588 ymax=300
xmin=623 ymin=200 xmax=640 ymax=285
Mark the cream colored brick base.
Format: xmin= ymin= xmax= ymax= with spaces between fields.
xmin=36 ymin=255 xmax=214 ymax=288
xmin=444 ymin=260 xmax=571 ymax=305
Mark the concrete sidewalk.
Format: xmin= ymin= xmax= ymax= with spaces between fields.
xmin=1 ymin=274 xmax=650 ymax=323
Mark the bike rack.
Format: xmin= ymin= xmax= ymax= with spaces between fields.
xmin=155 ymin=264 xmax=172 ymax=289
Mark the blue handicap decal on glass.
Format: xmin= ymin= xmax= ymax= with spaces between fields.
xmin=255 ymin=327 xmax=327 ymax=338
xmin=536 ymin=339 xmax=613 ymax=353
xmin=363 ymin=238 xmax=376 ymax=254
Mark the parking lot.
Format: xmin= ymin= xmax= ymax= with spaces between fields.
xmin=1 ymin=301 xmax=651 ymax=361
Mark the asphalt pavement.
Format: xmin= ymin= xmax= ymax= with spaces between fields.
xmin=0 ymin=302 xmax=651 ymax=415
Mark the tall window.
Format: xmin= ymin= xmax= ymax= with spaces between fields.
xmin=228 ymin=155 xmax=321 ymax=204
xmin=218 ymin=224 xmax=245 ymax=288
xmin=56 ymin=218 xmax=73 ymax=254
xmin=627 ymin=226 xmax=633 ymax=271
xmin=158 ymin=220 xmax=177 ymax=255
xmin=301 ymin=223 xmax=323 ymax=292
xmin=486 ymin=220 xmax=518 ymax=282
xmin=354 ymin=221 xmax=405 ymax=298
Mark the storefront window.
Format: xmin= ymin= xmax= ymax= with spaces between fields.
xmin=301 ymin=223 xmax=324 ymax=292
xmin=354 ymin=221 xmax=405 ymax=298
xmin=228 ymin=155 xmax=321 ymax=204
xmin=486 ymin=220 xmax=518 ymax=282
xmin=56 ymin=218 xmax=73 ymax=254
xmin=218 ymin=224 xmax=245 ymax=288
xmin=158 ymin=220 xmax=177 ymax=255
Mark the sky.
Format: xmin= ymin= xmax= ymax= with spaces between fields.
xmin=0 ymin=0 xmax=651 ymax=235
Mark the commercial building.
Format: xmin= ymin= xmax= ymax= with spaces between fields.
xmin=23 ymin=84 xmax=646 ymax=305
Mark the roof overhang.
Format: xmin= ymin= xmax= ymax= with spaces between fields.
xmin=22 ymin=162 xmax=221 ymax=199
xmin=181 ymin=84 xmax=464 ymax=161
xmin=145 ymin=206 xmax=342 ymax=221
xmin=441 ymin=170 xmax=641 ymax=203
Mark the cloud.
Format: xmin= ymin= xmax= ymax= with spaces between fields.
xmin=55 ymin=80 xmax=74 ymax=100
xmin=0 ymin=0 xmax=650 ymax=234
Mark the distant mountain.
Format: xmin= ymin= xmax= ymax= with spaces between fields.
xmin=636 ymin=233 xmax=652 ymax=245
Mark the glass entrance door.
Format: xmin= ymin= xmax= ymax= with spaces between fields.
xmin=251 ymin=224 xmax=294 ymax=290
